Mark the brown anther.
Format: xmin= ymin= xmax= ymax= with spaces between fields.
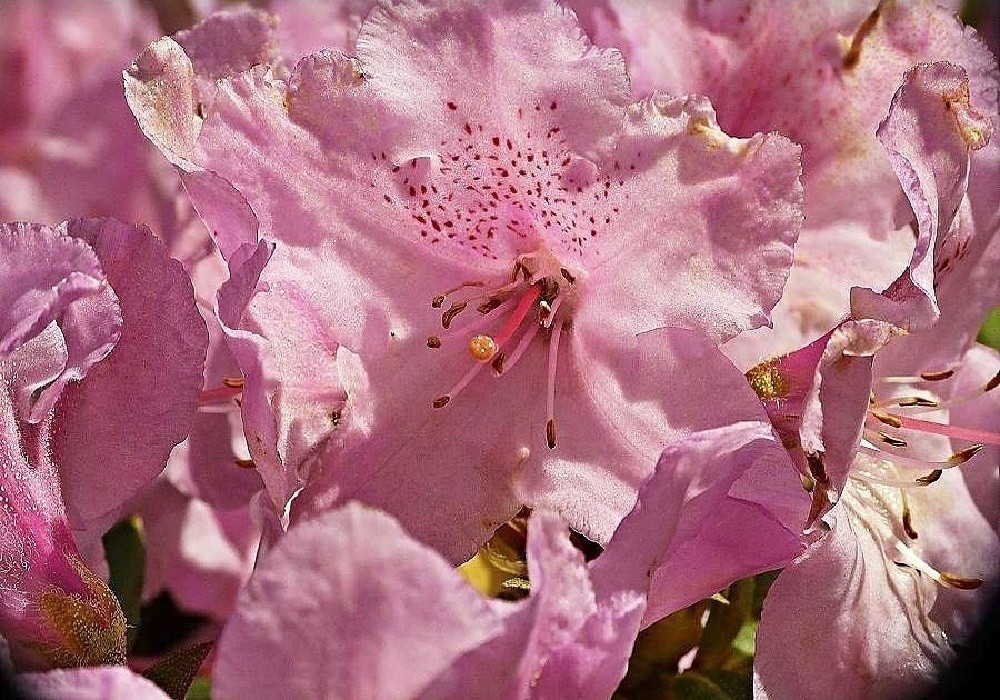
xmin=879 ymin=432 xmax=908 ymax=448
xmin=948 ymin=444 xmax=984 ymax=466
xmin=478 ymin=297 xmax=504 ymax=314
xmin=897 ymin=397 xmax=939 ymax=408
xmin=546 ymin=418 xmax=557 ymax=449
xmin=431 ymin=295 xmax=446 ymax=309
xmin=426 ymin=336 xmax=442 ymax=349
xmin=432 ymin=395 xmax=451 ymax=409
xmin=901 ymin=504 xmax=918 ymax=539
xmin=543 ymin=278 xmax=562 ymax=301
xmin=222 ymin=376 xmax=245 ymax=389
xmin=916 ymin=469 xmax=943 ymax=486
xmin=919 ymin=369 xmax=954 ymax=381
xmin=986 ymin=370 xmax=1000 ymax=393
xmin=235 ymin=458 xmax=256 ymax=469
xmin=939 ymin=572 xmax=983 ymax=590
xmin=441 ymin=300 xmax=468 ymax=329
xmin=491 ymin=351 xmax=506 ymax=374
xmin=872 ymin=411 xmax=903 ymax=428
xmin=560 ymin=267 xmax=576 ymax=284
xmin=510 ymin=260 xmax=525 ymax=283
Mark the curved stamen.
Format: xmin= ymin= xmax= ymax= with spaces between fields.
xmin=893 ymin=541 xmax=982 ymax=590
xmin=888 ymin=414 xmax=1000 ymax=446
xmin=545 ymin=319 xmax=565 ymax=449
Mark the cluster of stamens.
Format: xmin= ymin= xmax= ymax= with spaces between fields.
xmin=850 ymin=366 xmax=1000 ymax=590
xmin=426 ymin=251 xmax=578 ymax=449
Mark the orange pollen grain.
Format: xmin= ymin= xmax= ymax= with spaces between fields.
xmin=469 ymin=335 xmax=498 ymax=362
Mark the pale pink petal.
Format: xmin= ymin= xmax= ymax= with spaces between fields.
xmin=589 ymin=421 xmax=807 ymax=626
xmin=0 ymin=223 xmax=109 ymax=361
xmin=173 ymin=7 xmax=279 ymax=85
xmin=852 ymin=62 xmax=995 ymax=331
xmin=515 ymin=327 xmax=781 ymax=546
xmin=271 ymin=0 xmax=370 ymax=59
xmin=212 ymin=503 xmax=505 ymax=700
xmin=53 ymin=218 xmax=208 ymax=529
xmin=16 ymin=666 xmax=170 ymax=700
xmin=421 ymin=509 xmax=638 ymax=699
xmin=139 ymin=481 xmax=260 ymax=621
xmin=755 ymin=509 xmax=951 ymax=700
xmin=722 ymin=219 xmax=914 ymax=370
xmin=124 ymin=37 xmax=259 ymax=258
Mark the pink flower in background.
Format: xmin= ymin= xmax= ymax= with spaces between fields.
xmin=0 ymin=218 xmax=206 ymax=669
xmin=572 ymin=0 xmax=998 ymax=366
xmin=125 ymin=0 xmax=804 ymax=561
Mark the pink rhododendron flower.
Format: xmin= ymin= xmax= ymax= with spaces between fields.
xmin=1 ymin=218 xmax=206 ymax=670
xmin=573 ymin=0 xmax=998 ymax=364
xmin=741 ymin=63 xmax=1000 ymax=698
xmin=0 ymin=0 xmax=194 ymax=236
xmin=125 ymin=0 xmax=804 ymax=561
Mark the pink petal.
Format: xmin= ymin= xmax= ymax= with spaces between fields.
xmin=755 ymin=509 xmax=951 ymax=700
xmin=212 ymin=503 xmax=505 ymax=700
xmin=271 ymin=0 xmax=370 ymax=60
xmin=53 ymin=218 xmax=208 ymax=530
xmin=139 ymin=481 xmax=260 ymax=621
xmin=16 ymin=666 xmax=170 ymax=700
xmin=592 ymin=421 xmax=807 ymax=626
xmin=0 ymin=222 xmax=111 ymax=362
xmin=947 ymin=344 xmax=1000 ymax=533
xmin=124 ymin=38 xmax=259 ymax=258
xmin=852 ymin=62 xmax=995 ymax=331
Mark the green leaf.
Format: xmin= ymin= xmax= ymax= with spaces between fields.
xmin=142 ymin=640 xmax=214 ymax=700
xmin=978 ymin=306 xmax=1000 ymax=351
xmin=185 ymin=676 xmax=212 ymax=700
xmin=102 ymin=516 xmax=146 ymax=650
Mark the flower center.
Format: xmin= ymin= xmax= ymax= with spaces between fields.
xmin=425 ymin=249 xmax=579 ymax=449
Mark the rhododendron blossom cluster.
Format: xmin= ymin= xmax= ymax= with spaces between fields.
xmin=1 ymin=1 xmax=997 ymax=699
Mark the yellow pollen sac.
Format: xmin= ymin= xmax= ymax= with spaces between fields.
xmin=745 ymin=359 xmax=791 ymax=401
xmin=469 ymin=334 xmax=497 ymax=362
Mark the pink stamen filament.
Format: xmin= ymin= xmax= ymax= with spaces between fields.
xmin=198 ymin=385 xmax=242 ymax=410
xmin=496 ymin=321 xmax=541 ymax=376
xmin=545 ymin=319 xmax=565 ymax=448
xmin=441 ymin=361 xmax=489 ymax=404
xmin=889 ymin=414 xmax=1000 ymax=446
xmin=446 ymin=295 xmax=520 ymax=339
xmin=494 ymin=285 xmax=542 ymax=349
xmin=857 ymin=445 xmax=974 ymax=470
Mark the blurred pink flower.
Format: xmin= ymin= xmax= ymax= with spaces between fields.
xmin=571 ymin=0 xmax=998 ymax=365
